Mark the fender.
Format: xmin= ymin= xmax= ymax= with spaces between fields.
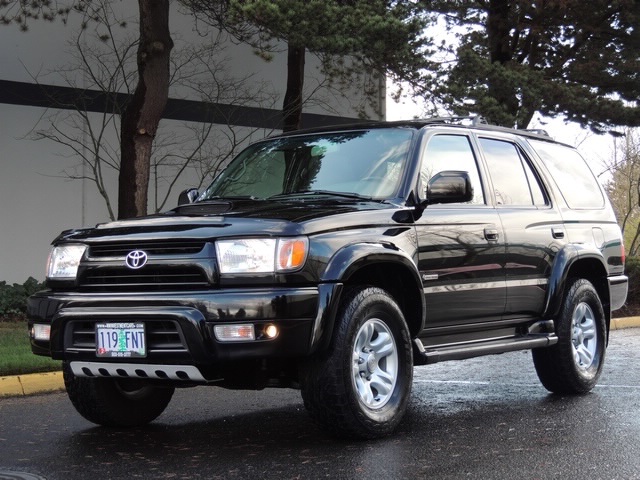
xmin=542 ymin=243 xmax=608 ymax=320
xmin=316 ymin=242 xmax=426 ymax=335
xmin=321 ymin=241 xmax=421 ymax=283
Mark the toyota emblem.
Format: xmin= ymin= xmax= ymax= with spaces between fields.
xmin=125 ymin=250 xmax=148 ymax=269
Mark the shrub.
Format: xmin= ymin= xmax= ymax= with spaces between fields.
xmin=624 ymin=256 xmax=640 ymax=314
xmin=613 ymin=257 xmax=640 ymax=317
xmin=0 ymin=277 xmax=45 ymax=317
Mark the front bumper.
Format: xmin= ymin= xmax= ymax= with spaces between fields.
xmin=27 ymin=284 xmax=342 ymax=380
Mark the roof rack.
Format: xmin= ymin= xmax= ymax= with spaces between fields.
xmin=283 ymin=116 xmax=560 ymax=145
xmin=418 ymin=117 xmax=553 ymax=139
xmin=523 ymin=128 xmax=550 ymax=137
xmin=419 ymin=115 xmax=489 ymax=126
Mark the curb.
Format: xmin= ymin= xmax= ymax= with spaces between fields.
xmin=0 ymin=371 xmax=64 ymax=398
xmin=611 ymin=316 xmax=640 ymax=330
xmin=2 ymin=317 xmax=640 ymax=398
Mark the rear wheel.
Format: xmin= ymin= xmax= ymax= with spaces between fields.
xmin=301 ymin=286 xmax=413 ymax=439
xmin=532 ymin=278 xmax=606 ymax=394
xmin=63 ymin=361 xmax=175 ymax=427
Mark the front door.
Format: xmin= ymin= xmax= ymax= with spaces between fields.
xmin=415 ymin=132 xmax=506 ymax=329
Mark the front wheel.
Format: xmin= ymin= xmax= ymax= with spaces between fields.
xmin=532 ymin=278 xmax=607 ymax=394
xmin=63 ymin=361 xmax=175 ymax=427
xmin=300 ymin=286 xmax=413 ymax=439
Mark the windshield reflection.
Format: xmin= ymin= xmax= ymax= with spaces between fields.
xmin=199 ymin=128 xmax=414 ymax=201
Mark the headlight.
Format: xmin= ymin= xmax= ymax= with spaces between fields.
xmin=216 ymin=237 xmax=308 ymax=274
xmin=46 ymin=244 xmax=87 ymax=279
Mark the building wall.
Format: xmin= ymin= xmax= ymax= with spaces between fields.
xmin=0 ymin=3 xmax=384 ymax=283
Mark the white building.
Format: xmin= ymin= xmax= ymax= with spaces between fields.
xmin=0 ymin=2 xmax=384 ymax=283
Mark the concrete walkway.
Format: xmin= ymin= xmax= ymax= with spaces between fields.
xmin=2 ymin=317 xmax=639 ymax=398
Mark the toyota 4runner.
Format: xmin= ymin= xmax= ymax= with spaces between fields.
xmin=28 ymin=117 xmax=628 ymax=438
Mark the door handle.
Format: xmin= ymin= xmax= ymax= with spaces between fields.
xmin=552 ymin=228 xmax=565 ymax=239
xmin=484 ymin=228 xmax=499 ymax=242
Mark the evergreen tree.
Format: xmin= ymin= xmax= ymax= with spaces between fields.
xmin=423 ymin=0 xmax=640 ymax=131
xmin=186 ymin=0 xmax=430 ymax=131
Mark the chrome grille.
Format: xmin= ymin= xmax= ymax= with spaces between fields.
xmin=78 ymin=241 xmax=216 ymax=291
xmin=79 ymin=266 xmax=209 ymax=291
xmin=89 ymin=241 xmax=205 ymax=258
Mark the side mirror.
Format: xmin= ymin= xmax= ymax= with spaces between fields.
xmin=425 ymin=171 xmax=473 ymax=205
xmin=178 ymin=188 xmax=200 ymax=206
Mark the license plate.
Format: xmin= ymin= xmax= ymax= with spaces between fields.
xmin=96 ymin=322 xmax=146 ymax=358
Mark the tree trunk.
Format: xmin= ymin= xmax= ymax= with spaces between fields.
xmin=118 ymin=0 xmax=173 ymax=219
xmin=282 ymin=44 xmax=305 ymax=132
xmin=486 ymin=0 xmax=520 ymax=127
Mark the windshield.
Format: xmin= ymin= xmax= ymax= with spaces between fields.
xmin=199 ymin=128 xmax=414 ymax=201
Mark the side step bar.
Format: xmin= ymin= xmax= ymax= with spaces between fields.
xmin=413 ymin=333 xmax=558 ymax=365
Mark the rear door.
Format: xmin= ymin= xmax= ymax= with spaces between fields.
xmin=475 ymin=134 xmax=565 ymax=320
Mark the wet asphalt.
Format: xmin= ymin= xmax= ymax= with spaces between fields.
xmin=1 ymin=328 xmax=639 ymax=480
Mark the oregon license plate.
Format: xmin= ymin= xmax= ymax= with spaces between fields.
xmin=96 ymin=322 xmax=146 ymax=358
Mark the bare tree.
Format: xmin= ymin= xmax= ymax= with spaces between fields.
xmin=605 ymin=129 xmax=640 ymax=255
xmin=29 ymin=2 xmax=277 ymax=220
xmin=150 ymin=31 xmax=278 ymax=212
xmin=2 ymin=0 xmax=175 ymax=219
xmin=0 ymin=0 xmax=75 ymax=30
xmin=27 ymin=1 xmax=135 ymax=221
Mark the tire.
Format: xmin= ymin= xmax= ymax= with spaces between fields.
xmin=300 ymin=286 xmax=413 ymax=439
xmin=63 ymin=361 xmax=175 ymax=427
xmin=532 ymin=278 xmax=607 ymax=394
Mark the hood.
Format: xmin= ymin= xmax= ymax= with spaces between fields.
xmin=55 ymin=197 xmax=402 ymax=244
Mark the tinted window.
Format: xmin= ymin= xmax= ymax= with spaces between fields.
xmin=479 ymin=138 xmax=547 ymax=206
xmin=529 ymin=139 xmax=604 ymax=209
xmin=421 ymin=135 xmax=485 ymax=204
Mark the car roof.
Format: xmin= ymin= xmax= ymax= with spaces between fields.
xmin=275 ymin=116 xmax=570 ymax=147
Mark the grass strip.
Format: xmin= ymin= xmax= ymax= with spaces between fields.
xmin=0 ymin=321 xmax=61 ymax=377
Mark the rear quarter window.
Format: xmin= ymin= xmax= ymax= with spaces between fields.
xmin=528 ymin=139 xmax=604 ymax=209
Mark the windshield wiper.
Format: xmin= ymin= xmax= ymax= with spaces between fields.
xmin=197 ymin=195 xmax=259 ymax=202
xmin=269 ymin=190 xmax=373 ymax=201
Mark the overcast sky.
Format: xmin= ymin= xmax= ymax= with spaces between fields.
xmin=385 ymin=88 xmax=619 ymax=183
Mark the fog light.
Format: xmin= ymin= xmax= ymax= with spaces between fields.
xmin=214 ymin=324 xmax=255 ymax=342
xmin=264 ymin=324 xmax=278 ymax=339
xmin=32 ymin=324 xmax=51 ymax=341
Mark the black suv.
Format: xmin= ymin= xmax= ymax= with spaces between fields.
xmin=28 ymin=118 xmax=628 ymax=439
